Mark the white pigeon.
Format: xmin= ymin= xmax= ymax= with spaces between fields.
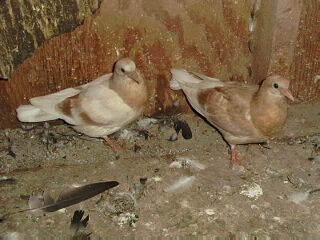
xmin=16 ymin=58 xmax=148 ymax=150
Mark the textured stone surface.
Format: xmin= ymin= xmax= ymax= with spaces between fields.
xmin=0 ymin=0 xmax=102 ymax=79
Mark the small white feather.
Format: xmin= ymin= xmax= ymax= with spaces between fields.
xmin=28 ymin=195 xmax=44 ymax=209
xmin=0 ymin=232 xmax=23 ymax=240
xmin=164 ymin=176 xmax=195 ymax=193
xmin=169 ymin=161 xmax=183 ymax=169
xmin=288 ymin=192 xmax=310 ymax=204
xmin=28 ymin=195 xmax=44 ymax=215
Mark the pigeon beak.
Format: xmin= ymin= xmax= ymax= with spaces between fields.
xmin=126 ymin=71 xmax=142 ymax=84
xmin=280 ymin=88 xmax=294 ymax=101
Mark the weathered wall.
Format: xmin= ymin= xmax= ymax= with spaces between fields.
xmin=250 ymin=0 xmax=277 ymax=82
xmin=0 ymin=0 xmax=102 ymax=79
xmin=289 ymin=0 xmax=320 ymax=102
xmin=0 ymin=0 xmax=253 ymax=128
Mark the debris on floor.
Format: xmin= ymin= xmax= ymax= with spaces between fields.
xmin=1 ymin=104 xmax=320 ymax=237
xmin=239 ymin=183 xmax=263 ymax=200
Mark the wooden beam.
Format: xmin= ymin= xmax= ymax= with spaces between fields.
xmin=251 ymin=0 xmax=302 ymax=83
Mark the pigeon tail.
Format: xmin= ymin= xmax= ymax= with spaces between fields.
xmin=16 ymin=105 xmax=59 ymax=122
xmin=16 ymin=87 xmax=80 ymax=123
xmin=170 ymin=68 xmax=223 ymax=90
xmin=170 ymin=69 xmax=201 ymax=90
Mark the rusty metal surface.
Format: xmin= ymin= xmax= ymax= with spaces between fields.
xmin=0 ymin=0 xmax=253 ymax=128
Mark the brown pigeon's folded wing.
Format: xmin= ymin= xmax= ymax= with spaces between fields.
xmin=197 ymin=84 xmax=264 ymax=143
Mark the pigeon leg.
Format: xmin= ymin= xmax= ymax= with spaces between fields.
xmin=103 ymin=137 xmax=122 ymax=151
xmin=230 ymin=144 xmax=241 ymax=164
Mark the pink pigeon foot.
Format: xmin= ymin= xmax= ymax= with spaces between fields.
xmin=103 ymin=137 xmax=122 ymax=152
xmin=230 ymin=145 xmax=241 ymax=165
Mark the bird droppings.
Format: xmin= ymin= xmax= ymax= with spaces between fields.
xmin=0 ymin=104 xmax=320 ymax=237
xmin=250 ymin=204 xmax=259 ymax=210
xmin=231 ymin=164 xmax=246 ymax=172
xmin=151 ymin=176 xmax=162 ymax=182
xmin=240 ymin=183 xmax=263 ymax=199
xmin=204 ymin=209 xmax=216 ymax=216
xmin=117 ymin=129 xmax=137 ymax=141
xmin=57 ymin=208 xmax=66 ymax=214
xmin=116 ymin=213 xmax=139 ymax=227
xmin=272 ymin=216 xmax=283 ymax=223
xmin=169 ymin=157 xmax=206 ymax=170
xmin=136 ymin=118 xmax=159 ymax=129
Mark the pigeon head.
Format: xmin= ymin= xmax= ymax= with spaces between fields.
xmin=114 ymin=58 xmax=143 ymax=84
xmin=262 ymin=75 xmax=294 ymax=101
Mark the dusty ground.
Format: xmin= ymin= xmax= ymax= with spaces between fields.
xmin=0 ymin=103 xmax=320 ymax=239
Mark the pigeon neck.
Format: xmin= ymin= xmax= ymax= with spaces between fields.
xmin=109 ymin=76 xmax=147 ymax=111
xmin=251 ymin=87 xmax=288 ymax=137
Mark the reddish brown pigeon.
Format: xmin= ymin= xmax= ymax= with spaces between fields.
xmin=170 ymin=69 xmax=294 ymax=164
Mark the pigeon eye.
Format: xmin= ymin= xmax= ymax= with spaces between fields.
xmin=121 ymin=68 xmax=125 ymax=73
xmin=273 ymin=83 xmax=279 ymax=89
